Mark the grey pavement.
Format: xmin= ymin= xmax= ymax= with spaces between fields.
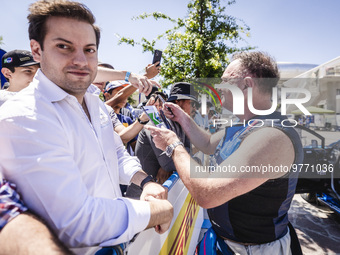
xmin=290 ymin=130 xmax=340 ymax=254
xmin=289 ymin=195 xmax=340 ymax=255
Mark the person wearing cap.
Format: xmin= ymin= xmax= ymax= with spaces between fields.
xmin=0 ymin=49 xmax=40 ymax=107
xmin=127 ymin=82 xmax=198 ymax=198
xmin=105 ymin=81 xmax=137 ymax=156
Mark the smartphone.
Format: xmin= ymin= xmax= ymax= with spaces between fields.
xmin=152 ymin=50 xmax=162 ymax=67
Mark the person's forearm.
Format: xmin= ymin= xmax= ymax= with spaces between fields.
xmin=130 ymin=170 xmax=149 ymax=187
xmin=94 ymin=67 xmax=128 ymax=83
xmin=0 ymin=212 xmax=73 ymax=255
xmin=118 ymin=121 xmax=143 ymax=144
xmin=171 ymin=146 xmax=206 ymax=200
xmin=179 ymin=116 xmax=216 ymax=154
xmin=105 ymin=85 xmax=137 ymax=108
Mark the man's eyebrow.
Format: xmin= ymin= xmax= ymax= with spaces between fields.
xmin=53 ymin=37 xmax=73 ymax=44
xmin=53 ymin=37 xmax=97 ymax=47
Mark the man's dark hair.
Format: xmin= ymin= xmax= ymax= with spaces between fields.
xmin=152 ymin=91 xmax=168 ymax=101
xmin=27 ymin=0 xmax=100 ymax=50
xmin=98 ymin=63 xmax=114 ymax=70
xmin=232 ymin=51 xmax=280 ymax=94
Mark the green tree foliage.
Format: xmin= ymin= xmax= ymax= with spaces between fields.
xmin=117 ymin=0 xmax=254 ymax=87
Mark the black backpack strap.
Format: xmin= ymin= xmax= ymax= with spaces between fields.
xmin=288 ymin=222 xmax=303 ymax=255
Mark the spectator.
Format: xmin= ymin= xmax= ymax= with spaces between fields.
xmin=203 ymin=101 xmax=214 ymax=129
xmin=0 ymin=1 xmax=172 ymax=254
xmin=127 ymin=82 xmax=198 ymax=198
xmin=0 ymin=50 xmax=39 ymax=106
xmin=147 ymin=51 xmax=304 ymax=255
xmin=192 ymin=102 xmax=205 ymax=128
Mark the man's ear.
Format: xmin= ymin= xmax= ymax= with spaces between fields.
xmin=30 ymin=39 xmax=42 ymax=62
xmin=244 ymin=77 xmax=255 ymax=89
xmin=1 ymin=68 xmax=12 ymax=80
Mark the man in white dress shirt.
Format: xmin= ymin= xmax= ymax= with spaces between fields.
xmin=0 ymin=0 xmax=172 ymax=254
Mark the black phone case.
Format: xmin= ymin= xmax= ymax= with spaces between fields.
xmin=152 ymin=50 xmax=162 ymax=66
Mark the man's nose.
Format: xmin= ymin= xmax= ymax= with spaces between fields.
xmin=72 ymin=49 xmax=88 ymax=66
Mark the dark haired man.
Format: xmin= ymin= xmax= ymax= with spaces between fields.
xmin=0 ymin=1 xmax=172 ymax=254
xmin=147 ymin=52 xmax=303 ymax=255
xmin=0 ymin=50 xmax=39 ymax=106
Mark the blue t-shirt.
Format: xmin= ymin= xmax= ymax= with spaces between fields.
xmin=116 ymin=113 xmax=137 ymax=155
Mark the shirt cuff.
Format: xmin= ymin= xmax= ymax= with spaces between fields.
xmin=99 ymin=198 xmax=150 ymax=247
xmin=120 ymin=156 xmax=142 ymax=185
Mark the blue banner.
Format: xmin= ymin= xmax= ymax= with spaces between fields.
xmin=0 ymin=49 xmax=7 ymax=89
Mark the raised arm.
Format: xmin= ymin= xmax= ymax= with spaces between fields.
xmin=105 ymin=84 xmax=137 ymax=109
xmin=146 ymin=126 xmax=295 ymax=209
xmin=94 ymin=67 xmax=159 ymax=96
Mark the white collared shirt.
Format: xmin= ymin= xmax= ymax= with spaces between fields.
xmin=0 ymin=70 xmax=150 ymax=254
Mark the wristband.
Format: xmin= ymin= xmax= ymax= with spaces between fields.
xmin=125 ymin=71 xmax=131 ymax=82
xmin=137 ymin=116 xmax=149 ymax=125
xmin=140 ymin=175 xmax=155 ymax=189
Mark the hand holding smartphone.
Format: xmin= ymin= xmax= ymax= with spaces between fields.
xmin=156 ymin=95 xmax=174 ymax=116
xmin=152 ymin=50 xmax=162 ymax=67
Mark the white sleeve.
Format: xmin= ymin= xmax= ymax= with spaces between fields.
xmin=0 ymin=115 xmax=150 ymax=247
xmin=112 ymin=131 xmax=142 ymax=185
xmin=105 ymin=104 xmax=123 ymax=128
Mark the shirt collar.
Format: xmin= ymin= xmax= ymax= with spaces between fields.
xmin=33 ymin=69 xmax=69 ymax=103
xmin=87 ymin=84 xmax=101 ymax=95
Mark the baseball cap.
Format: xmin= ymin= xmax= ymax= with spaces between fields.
xmin=167 ymin=82 xmax=198 ymax=103
xmin=1 ymin=50 xmax=39 ymax=69
xmin=104 ymin=80 xmax=129 ymax=93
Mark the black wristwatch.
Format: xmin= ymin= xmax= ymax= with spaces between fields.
xmin=137 ymin=116 xmax=149 ymax=125
xmin=140 ymin=175 xmax=155 ymax=189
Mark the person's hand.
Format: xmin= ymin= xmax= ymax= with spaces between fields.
xmin=162 ymin=102 xmax=188 ymax=124
xmin=145 ymin=95 xmax=156 ymax=106
xmin=141 ymin=181 xmax=168 ymax=201
xmin=145 ymin=126 xmax=179 ymax=151
xmin=146 ymin=95 xmax=164 ymax=112
xmin=145 ymin=62 xmax=161 ymax=79
xmin=145 ymin=196 xmax=173 ymax=234
xmin=129 ymin=73 xmax=160 ymax=96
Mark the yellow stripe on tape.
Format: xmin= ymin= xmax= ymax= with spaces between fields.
xmin=159 ymin=193 xmax=200 ymax=255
